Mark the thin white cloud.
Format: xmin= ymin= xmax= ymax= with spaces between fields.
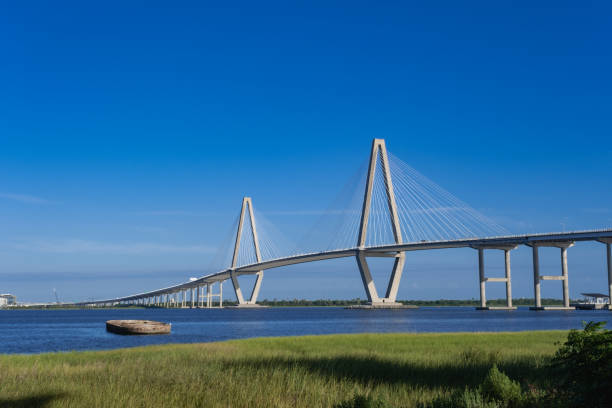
xmin=132 ymin=210 xmax=218 ymax=216
xmin=263 ymin=207 xmax=473 ymax=216
xmin=262 ymin=209 xmax=358 ymax=216
xmin=583 ymin=208 xmax=610 ymax=214
xmin=127 ymin=226 xmax=167 ymax=233
xmin=0 ymin=192 xmax=49 ymax=204
xmin=10 ymin=239 xmax=216 ymax=255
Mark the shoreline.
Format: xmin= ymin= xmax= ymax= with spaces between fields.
xmin=1 ymin=329 xmax=572 ymax=356
xmin=2 ymin=297 xmax=576 ymax=310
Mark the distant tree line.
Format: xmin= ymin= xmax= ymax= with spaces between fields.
xmin=258 ymin=298 xmax=565 ymax=307
xmin=11 ymin=297 xmax=567 ymax=309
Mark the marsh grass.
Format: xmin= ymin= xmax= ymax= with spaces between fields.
xmin=0 ymin=331 xmax=565 ymax=407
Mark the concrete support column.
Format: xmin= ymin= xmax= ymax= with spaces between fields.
xmin=607 ymin=242 xmax=612 ymax=308
xmin=231 ymin=271 xmax=245 ymax=305
xmin=561 ymin=247 xmax=570 ymax=308
xmin=207 ymin=284 xmax=211 ymax=308
xmin=355 ymin=251 xmax=380 ymax=303
xmin=505 ymin=249 xmax=512 ymax=308
xmin=532 ymin=245 xmax=541 ymax=308
xmin=530 ymin=241 xmax=573 ymax=310
xmin=219 ymin=282 xmax=223 ymax=307
xmin=478 ymin=248 xmax=486 ymax=308
xmin=250 ymin=271 xmax=263 ymax=304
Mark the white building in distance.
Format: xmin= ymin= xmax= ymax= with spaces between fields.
xmin=0 ymin=294 xmax=17 ymax=306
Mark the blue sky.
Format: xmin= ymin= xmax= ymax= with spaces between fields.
xmin=1 ymin=1 xmax=611 ymax=303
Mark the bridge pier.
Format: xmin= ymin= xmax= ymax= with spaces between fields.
xmin=355 ymin=250 xmax=407 ymax=306
xmin=597 ymin=238 xmax=612 ymax=310
xmin=608 ymin=241 xmax=612 ymax=310
xmin=471 ymin=245 xmax=517 ymax=310
xmin=528 ymin=242 xmax=575 ymax=310
xmin=191 ymin=282 xmax=224 ymax=308
xmin=230 ymin=270 xmax=264 ymax=307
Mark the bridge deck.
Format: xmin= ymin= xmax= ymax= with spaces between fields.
xmin=78 ymin=228 xmax=612 ymax=305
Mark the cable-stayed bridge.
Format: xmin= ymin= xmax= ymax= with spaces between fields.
xmin=79 ymin=139 xmax=612 ymax=310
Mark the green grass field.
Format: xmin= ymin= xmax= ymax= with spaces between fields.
xmin=0 ymin=331 xmax=566 ymax=407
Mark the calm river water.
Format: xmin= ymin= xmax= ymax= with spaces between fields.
xmin=0 ymin=307 xmax=609 ymax=354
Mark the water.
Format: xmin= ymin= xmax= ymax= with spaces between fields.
xmin=0 ymin=307 xmax=609 ymax=354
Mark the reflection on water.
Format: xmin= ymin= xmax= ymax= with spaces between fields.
xmin=0 ymin=307 xmax=607 ymax=354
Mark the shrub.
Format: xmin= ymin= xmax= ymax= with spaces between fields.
xmin=480 ymin=365 xmax=523 ymax=406
xmin=550 ymin=321 xmax=612 ymax=407
xmin=423 ymin=366 xmax=524 ymax=408
xmin=426 ymin=387 xmax=501 ymax=408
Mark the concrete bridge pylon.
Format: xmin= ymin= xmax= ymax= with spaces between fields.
xmin=229 ymin=197 xmax=264 ymax=307
xmin=356 ymin=138 xmax=406 ymax=306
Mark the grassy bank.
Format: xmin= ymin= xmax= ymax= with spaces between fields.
xmin=0 ymin=331 xmax=566 ymax=407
